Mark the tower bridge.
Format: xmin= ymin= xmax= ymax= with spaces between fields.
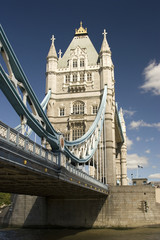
xmin=1 ymin=24 xmax=150 ymax=229
xmin=0 ymin=23 xmax=127 ymax=189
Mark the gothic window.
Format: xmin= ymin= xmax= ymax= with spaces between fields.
xmin=87 ymin=72 xmax=92 ymax=81
xmin=73 ymin=74 xmax=77 ymax=83
xmin=80 ymin=73 xmax=85 ymax=82
xmin=92 ymin=105 xmax=98 ymax=114
xmin=73 ymin=59 xmax=77 ymax=68
xmin=64 ymin=133 xmax=70 ymax=141
xmin=80 ymin=58 xmax=85 ymax=67
xmin=73 ymin=101 xmax=85 ymax=115
xmin=65 ymin=75 xmax=70 ymax=83
xmin=59 ymin=107 xmax=65 ymax=116
xmin=72 ymin=127 xmax=84 ymax=140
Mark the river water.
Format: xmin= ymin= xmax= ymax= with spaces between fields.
xmin=0 ymin=228 xmax=160 ymax=240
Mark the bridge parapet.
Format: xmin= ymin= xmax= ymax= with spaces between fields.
xmin=0 ymin=121 xmax=108 ymax=196
xmin=0 ymin=121 xmax=58 ymax=164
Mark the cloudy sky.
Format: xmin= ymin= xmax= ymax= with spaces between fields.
xmin=1 ymin=0 xmax=160 ymax=182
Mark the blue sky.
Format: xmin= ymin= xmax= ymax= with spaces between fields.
xmin=1 ymin=0 xmax=160 ymax=182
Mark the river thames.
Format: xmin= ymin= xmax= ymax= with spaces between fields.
xmin=0 ymin=227 xmax=160 ymax=240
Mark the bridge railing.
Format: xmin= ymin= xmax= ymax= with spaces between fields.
xmin=0 ymin=121 xmax=108 ymax=191
xmin=0 ymin=121 xmax=58 ymax=165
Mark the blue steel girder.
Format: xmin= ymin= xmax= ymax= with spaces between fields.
xmin=0 ymin=25 xmax=60 ymax=138
xmin=0 ymin=25 xmax=61 ymax=149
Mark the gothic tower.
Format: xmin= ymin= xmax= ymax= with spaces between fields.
xmin=46 ymin=22 xmax=127 ymax=185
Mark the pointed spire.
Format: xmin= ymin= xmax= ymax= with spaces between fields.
xmin=100 ymin=29 xmax=111 ymax=53
xmin=47 ymin=35 xmax=57 ymax=58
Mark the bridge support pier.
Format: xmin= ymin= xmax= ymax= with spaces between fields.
xmin=1 ymin=186 xmax=160 ymax=228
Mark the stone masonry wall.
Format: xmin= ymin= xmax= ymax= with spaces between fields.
xmin=1 ymin=186 xmax=160 ymax=228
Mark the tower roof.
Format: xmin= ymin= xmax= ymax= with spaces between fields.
xmin=58 ymin=23 xmax=98 ymax=68
xmin=47 ymin=35 xmax=57 ymax=58
xmin=100 ymin=29 xmax=111 ymax=53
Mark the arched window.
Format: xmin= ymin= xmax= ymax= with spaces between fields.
xmin=73 ymin=101 xmax=85 ymax=115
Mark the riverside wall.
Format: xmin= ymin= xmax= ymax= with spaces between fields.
xmin=1 ymin=186 xmax=160 ymax=228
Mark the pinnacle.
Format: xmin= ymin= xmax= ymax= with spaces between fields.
xmin=100 ymin=29 xmax=111 ymax=53
xmin=47 ymin=35 xmax=57 ymax=58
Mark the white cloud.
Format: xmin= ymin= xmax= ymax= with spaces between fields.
xmin=123 ymin=109 xmax=136 ymax=118
xmin=145 ymin=149 xmax=150 ymax=154
xmin=136 ymin=136 xmax=141 ymax=141
xmin=141 ymin=60 xmax=160 ymax=95
xmin=127 ymin=153 xmax=148 ymax=169
xmin=126 ymin=136 xmax=133 ymax=150
xmin=148 ymin=173 xmax=160 ymax=179
xmin=129 ymin=120 xmax=160 ymax=130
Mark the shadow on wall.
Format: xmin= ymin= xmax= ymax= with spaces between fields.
xmin=0 ymin=194 xmax=107 ymax=229
xmin=0 ymin=195 xmax=18 ymax=228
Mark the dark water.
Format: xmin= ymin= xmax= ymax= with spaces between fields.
xmin=0 ymin=228 xmax=160 ymax=240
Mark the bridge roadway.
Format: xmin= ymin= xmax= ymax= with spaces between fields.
xmin=0 ymin=121 xmax=108 ymax=199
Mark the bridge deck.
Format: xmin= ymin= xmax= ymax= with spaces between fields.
xmin=0 ymin=122 xmax=108 ymax=199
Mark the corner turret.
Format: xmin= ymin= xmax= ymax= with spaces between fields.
xmin=46 ymin=35 xmax=58 ymax=94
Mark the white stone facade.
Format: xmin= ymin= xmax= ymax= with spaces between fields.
xmin=46 ymin=23 xmax=127 ymax=185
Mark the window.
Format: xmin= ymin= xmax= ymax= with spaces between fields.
xmin=65 ymin=75 xmax=70 ymax=83
xmin=72 ymin=128 xmax=84 ymax=140
xmin=60 ymin=107 xmax=65 ymax=116
xmin=92 ymin=105 xmax=98 ymax=114
xmin=80 ymin=73 xmax=85 ymax=82
xmin=73 ymin=59 xmax=77 ymax=68
xmin=80 ymin=58 xmax=85 ymax=67
xmin=87 ymin=72 xmax=92 ymax=81
xmin=64 ymin=133 xmax=70 ymax=141
xmin=73 ymin=74 xmax=77 ymax=83
xmin=73 ymin=101 xmax=85 ymax=115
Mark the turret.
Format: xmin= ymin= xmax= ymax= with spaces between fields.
xmin=99 ymin=30 xmax=117 ymax=185
xmin=119 ymin=108 xmax=127 ymax=185
xmin=46 ymin=35 xmax=58 ymax=94
xmin=99 ymin=29 xmax=114 ymax=89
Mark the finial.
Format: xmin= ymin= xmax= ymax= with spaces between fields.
xmin=51 ymin=35 xmax=56 ymax=44
xmin=58 ymin=49 xmax=62 ymax=59
xmin=75 ymin=21 xmax=88 ymax=36
xmin=102 ymin=29 xmax=107 ymax=38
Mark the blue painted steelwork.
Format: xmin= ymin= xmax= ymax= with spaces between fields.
xmin=0 ymin=25 xmax=60 ymax=139
xmin=15 ymin=89 xmax=51 ymax=136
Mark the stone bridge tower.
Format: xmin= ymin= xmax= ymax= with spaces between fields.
xmin=46 ymin=22 xmax=127 ymax=185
